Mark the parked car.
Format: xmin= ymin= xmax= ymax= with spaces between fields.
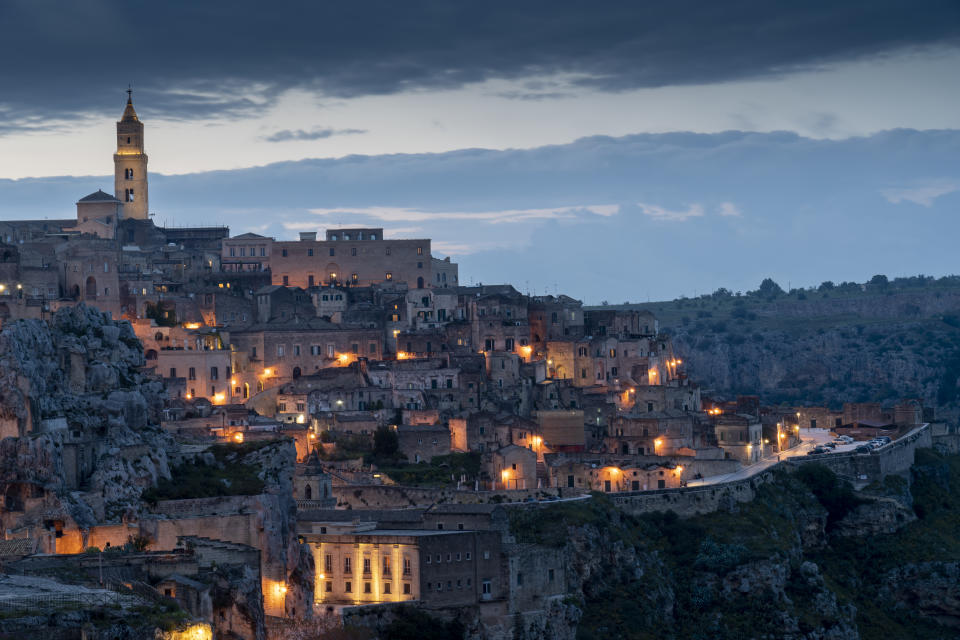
xmin=855 ymin=445 xmax=872 ymax=453
xmin=807 ymin=447 xmax=825 ymax=455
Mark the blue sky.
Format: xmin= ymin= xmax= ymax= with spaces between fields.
xmin=0 ymin=1 xmax=958 ymax=302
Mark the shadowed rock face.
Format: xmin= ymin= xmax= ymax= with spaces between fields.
xmin=0 ymin=304 xmax=174 ymax=530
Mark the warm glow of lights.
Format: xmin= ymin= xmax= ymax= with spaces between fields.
xmin=309 ymin=432 xmax=316 ymax=439
xmin=675 ymin=465 xmax=683 ymax=475
xmin=501 ymin=469 xmax=510 ymax=481
xmin=276 ymin=583 xmax=288 ymax=595
xmin=396 ymin=351 xmax=411 ymax=360
xmin=213 ymin=392 xmax=226 ymax=404
xmin=319 ymin=573 xmax=325 ymax=580
xmin=778 ymin=432 xmax=784 ymax=439
xmin=185 ymin=393 xmax=192 ymax=400
xmin=164 ymin=624 xmax=213 ymax=640
xmin=654 ymin=438 xmax=663 ymax=448
xmin=675 ymin=359 xmax=682 ymax=365
xmin=338 ymin=354 xmax=350 ymax=363
xmin=606 ymin=466 xmax=620 ymax=475
xmin=296 ymin=414 xmax=306 ymax=424
xmin=183 ymin=322 xmax=201 ymax=329
xmin=392 ymin=329 xmax=400 ymax=337
xmin=263 ymin=368 xmax=272 ymax=376
xmin=233 ymin=432 xmax=244 ymax=443
xmin=531 ymin=436 xmax=542 ymax=446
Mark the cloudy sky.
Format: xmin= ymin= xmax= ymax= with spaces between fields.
xmin=1 ymin=1 xmax=958 ymax=302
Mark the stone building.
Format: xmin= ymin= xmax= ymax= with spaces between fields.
xmin=300 ymin=523 xmax=503 ymax=613
xmin=222 ymin=228 xmax=458 ymax=291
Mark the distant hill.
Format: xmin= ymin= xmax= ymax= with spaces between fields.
xmin=604 ymin=275 xmax=960 ymax=413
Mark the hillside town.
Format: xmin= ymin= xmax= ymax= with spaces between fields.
xmin=0 ymin=96 xmax=956 ymax=640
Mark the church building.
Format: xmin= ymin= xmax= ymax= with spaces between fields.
xmin=72 ymin=90 xmax=150 ymax=238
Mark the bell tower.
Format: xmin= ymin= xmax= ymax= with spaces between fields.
xmin=114 ymin=89 xmax=149 ymax=220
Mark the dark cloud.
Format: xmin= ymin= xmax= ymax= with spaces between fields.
xmin=0 ymin=0 xmax=957 ymax=124
xmin=263 ymin=128 xmax=367 ymax=142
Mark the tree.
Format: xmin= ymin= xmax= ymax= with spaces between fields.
xmin=818 ymin=281 xmax=835 ymax=291
xmin=869 ymin=274 xmax=889 ymax=289
xmin=757 ymin=278 xmax=784 ymax=299
xmin=373 ymin=426 xmax=399 ymax=459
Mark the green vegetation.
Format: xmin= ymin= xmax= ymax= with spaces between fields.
xmin=378 ymin=605 xmax=465 ymax=639
xmin=568 ymin=452 xmax=960 ymax=640
xmin=594 ymin=273 xmax=960 ymax=406
xmin=377 ymin=452 xmax=482 ymax=487
xmin=142 ymin=442 xmax=268 ymax=502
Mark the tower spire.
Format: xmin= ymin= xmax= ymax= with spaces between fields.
xmin=121 ymin=86 xmax=139 ymax=122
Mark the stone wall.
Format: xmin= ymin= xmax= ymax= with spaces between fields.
xmin=332 ymin=484 xmax=584 ymax=509
xmin=611 ymin=468 xmax=781 ymax=518
xmin=611 ymin=424 xmax=934 ymax=518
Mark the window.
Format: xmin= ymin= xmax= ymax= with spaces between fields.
xmin=517 ymin=572 xmax=523 ymax=586
xmin=169 ymin=368 xmax=177 ymax=378
xmin=282 ymin=275 xmax=289 ymax=286
xmin=403 ymin=583 xmax=411 ymax=594
xmin=482 ymin=580 xmax=491 ymax=595
xmin=351 ymin=273 xmax=358 ymax=282
xmin=282 ymin=249 xmax=288 ymax=257
xmin=307 ymin=249 xmax=313 ymax=256
xmin=325 ymin=581 xmax=332 ymax=592
xmin=437 ymin=523 xmax=444 ymax=530
xmin=344 ymin=557 xmax=351 ymax=573
xmin=351 ymin=247 xmax=357 ymax=256
xmin=465 ymin=551 xmax=471 ymax=559
xmin=352 ymin=343 xmax=359 ymax=354
xmin=277 ymin=345 xmax=285 ymax=357
xmin=417 ymin=262 xmax=423 ymax=269
xmin=345 ymin=581 xmax=352 ymax=593
xmin=363 ymin=558 xmax=371 ymax=574
xmin=483 ymin=550 xmax=490 ymax=560
xmin=293 ymin=344 xmax=301 ymax=356
xmin=369 ymin=342 xmax=377 ymax=355
xmin=240 ymin=247 xmax=246 ymax=257
xmin=456 ymin=552 xmax=461 ymax=561
xmin=210 ymin=367 xmax=218 ymax=380
xmin=383 ymin=582 xmax=391 ymax=594
xmin=325 ymin=555 xmax=333 ymax=572
xmin=261 ymin=247 xmax=266 ymax=256
xmin=386 ymin=272 xmax=393 ymax=281
xmin=364 ymin=582 xmax=372 ymax=593
xmin=403 ymin=557 xmax=411 ymax=574
xmin=548 ymin=568 xmax=555 ymax=582
xmin=308 ymin=275 xmax=314 ymax=287
xmin=329 ymin=248 xmax=335 ymax=256
xmin=417 ymin=246 xmax=423 ymax=255
xmin=426 ymin=555 xmax=431 ymax=564
xmin=230 ymin=247 xmax=236 ymax=257
xmin=188 ymin=367 xmax=196 ymax=381
xmin=383 ymin=556 xmax=391 ymax=574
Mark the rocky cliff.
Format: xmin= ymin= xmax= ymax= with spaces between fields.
xmin=625 ymin=281 xmax=960 ymax=412
xmin=506 ymin=448 xmax=960 ymax=640
xmin=0 ymin=305 xmax=175 ymax=533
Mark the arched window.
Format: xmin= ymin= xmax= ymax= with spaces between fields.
xmin=85 ymin=276 xmax=97 ymax=298
xmin=417 ymin=276 xmax=424 ymax=289
xmin=292 ymin=367 xmax=302 ymax=379
xmin=304 ymin=484 xmax=313 ymax=500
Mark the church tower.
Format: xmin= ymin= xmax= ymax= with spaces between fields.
xmin=113 ymin=89 xmax=149 ymax=220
